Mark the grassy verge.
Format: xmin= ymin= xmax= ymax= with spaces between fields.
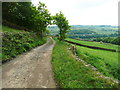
xmin=2 ymin=26 xmax=26 ymax=33
xmin=51 ymin=40 xmax=118 ymax=88
xmin=65 ymin=38 xmax=119 ymax=51
xmin=76 ymin=46 xmax=119 ymax=80
xmin=2 ymin=26 xmax=47 ymax=63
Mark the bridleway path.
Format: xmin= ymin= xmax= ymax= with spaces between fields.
xmin=2 ymin=37 xmax=56 ymax=88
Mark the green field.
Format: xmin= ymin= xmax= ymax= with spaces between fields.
xmin=76 ymin=45 xmax=119 ymax=80
xmin=51 ymin=39 xmax=118 ymax=88
xmin=65 ymin=38 xmax=119 ymax=51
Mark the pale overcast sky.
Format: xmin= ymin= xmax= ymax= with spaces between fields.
xmin=32 ymin=0 xmax=119 ymax=26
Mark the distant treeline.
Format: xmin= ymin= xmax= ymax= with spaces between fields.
xmin=93 ymin=37 xmax=120 ymax=45
xmin=48 ymin=25 xmax=118 ymax=40
xmin=68 ymin=33 xmax=119 ymax=39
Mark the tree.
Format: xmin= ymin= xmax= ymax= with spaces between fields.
xmin=32 ymin=2 xmax=52 ymax=38
xmin=2 ymin=2 xmax=52 ymax=39
xmin=2 ymin=2 xmax=18 ymax=23
xmin=2 ymin=2 xmax=34 ymax=30
xmin=54 ymin=11 xmax=70 ymax=41
xmin=15 ymin=2 xmax=33 ymax=29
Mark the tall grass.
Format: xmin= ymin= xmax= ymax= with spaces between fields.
xmin=51 ymin=40 xmax=118 ymax=88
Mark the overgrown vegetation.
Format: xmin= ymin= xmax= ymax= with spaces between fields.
xmin=2 ymin=26 xmax=46 ymax=63
xmin=51 ymin=39 xmax=118 ymax=88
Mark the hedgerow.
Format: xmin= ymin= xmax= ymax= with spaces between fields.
xmin=2 ymin=32 xmax=46 ymax=63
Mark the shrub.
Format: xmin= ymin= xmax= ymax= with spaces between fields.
xmin=22 ymin=43 xmax=32 ymax=50
xmin=2 ymin=32 xmax=46 ymax=63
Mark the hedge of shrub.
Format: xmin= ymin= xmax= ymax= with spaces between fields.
xmin=2 ymin=32 xmax=46 ymax=63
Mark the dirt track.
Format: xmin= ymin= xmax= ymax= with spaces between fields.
xmin=2 ymin=37 xmax=56 ymax=88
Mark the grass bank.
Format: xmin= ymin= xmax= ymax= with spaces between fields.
xmin=2 ymin=26 xmax=26 ymax=33
xmin=51 ymin=39 xmax=118 ymax=88
xmin=76 ymin=46 xmax=119 ymax=80
xmin=2 ymin=26 xmax=47 ymax=63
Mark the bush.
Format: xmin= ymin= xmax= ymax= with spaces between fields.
xmin=2 ymin=32 xmax=47 ymax=63
xmin=22 ymin=43 xmax=32 ymax=50
xmin=93 ymin=37 xmax=120 ymax=45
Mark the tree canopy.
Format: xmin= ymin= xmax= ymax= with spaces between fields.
xmin=54 ymin=11 xmax=70 ymax=41
xmin=2 ymin=2 xmax=52 ymax=38
xmin=2 ymin=2 xmax=70 ymax=39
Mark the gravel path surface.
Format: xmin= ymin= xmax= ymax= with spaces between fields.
xmin=2 ymin=37 xmax=56 ymax=88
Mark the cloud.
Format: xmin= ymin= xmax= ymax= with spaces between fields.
xmin=32 ymin=0 xmax=119 ymax=25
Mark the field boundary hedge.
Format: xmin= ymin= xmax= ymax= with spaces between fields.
xmin=64 ymin=40 xmax=119 ymax=52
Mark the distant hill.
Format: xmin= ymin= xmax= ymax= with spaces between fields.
xmin=47 ymin=25 xmax=118 ymax=40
